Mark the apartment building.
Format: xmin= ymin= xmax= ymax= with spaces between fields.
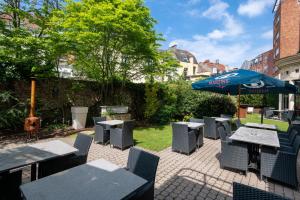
xmin=273 ymin=0 xmax=300 ymax=111
xmin=241 ymin=50 xmax=276 ymax=76
xmin=169 ymin=45 xmax=228 ymax=81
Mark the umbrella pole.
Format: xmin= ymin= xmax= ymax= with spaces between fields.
xmin=261 ymin=94 xmax=266 ymax=124
xmin=238 ymin=85 xmax=241 ymax=119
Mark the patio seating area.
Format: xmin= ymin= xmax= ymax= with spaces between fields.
xmin=1 ymin=127 xmax=300 ymax=200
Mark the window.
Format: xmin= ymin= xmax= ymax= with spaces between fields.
xmin=275 ymin=47 xmax=280 ymax=56
xmin=193 ymin=66 xmax=196 ymax=75
xmin=275 ymin=31 xmax=279 ymax=40
xmin=286 ymin=71 xmax=289 ymax=75
xmin=296 ymin=69 xmax=299 ymax=73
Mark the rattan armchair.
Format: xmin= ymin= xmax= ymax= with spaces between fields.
xmin=204 ymin=117 xmax=219 ymax=139
xmin=261 ymin=136 xmax=300 ymax=188
xmin=0 ymin=170 xmax=22 ymax=200
xmin=233 ymin=182 xmax=290 ymax=200
xmin=172 ymin=123 xmax=197 ymax=155
xmin=93 ymin=117 xmax=110 ymax=144
xmin=110 ymin=120 xmax=135 ymax=150
xmin=218 ymin=127 xmax=248 ymax=174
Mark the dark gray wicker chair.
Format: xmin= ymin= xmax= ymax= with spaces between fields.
xmin=93 ymin=117 xmax=110 ymax=144
xmin=110 ymin=120 xmax=134 ymax=150
xmin=287 ymin=110 xmax=294 ymax=125
xmin=0 ymin=170 xmax=22 ymax=200
xmin=38 ymin=133 xmax=93 ymax=178
xmin=127 ymin=147 xmax=160 ymax=200
xmin=172 ymin=123 xmax=197 ymax=155
xmin=189 ymin=118 xmax=204 ymax=148
xmin=279 ymin=127 xmax=299 ymax=146
xmin=235 ymin=119 xmax=243 ymax=129
xmin=189 ymin=118 xmax=204 ymax=123
xmin=204 ymin=117 xmax=219 ymax=139
xmin=218 ymin=127 xmax=248 ymax=174
xmin=223 ymin=121 xmax=233 ymax=137
xmin=265 ymin=110 xmax=274 ymax=119
xmin=261 ymin=135 xmax=300 ymax=188
xmin=233 ymin=182 xmax=290 ymax=200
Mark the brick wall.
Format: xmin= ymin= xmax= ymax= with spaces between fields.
xmin=277 ymin=0 xmax=300 ymax=59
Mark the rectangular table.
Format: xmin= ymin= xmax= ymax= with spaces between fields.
xmin=0 ymin=140 xmax=78 ymax=180
xmin=97 ymin=120 xmax=124 ymax=126
xmin=176 ymin=122 xmax=204 ymax=129
xmin=229 ymin=127 xmax=279 ymax=147
xmin=20 ymin=159 xmax=147 ymax=200
xmin=215 ymin=117 xmax=230 ymax=123
xmin=245 ymin=122 xmax=277 ymax=131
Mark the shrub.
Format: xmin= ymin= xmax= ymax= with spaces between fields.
xmin=193 ymin=93 xmax=237 ymax=118
xmin=240 ymin=94 xmax=278 ymax=108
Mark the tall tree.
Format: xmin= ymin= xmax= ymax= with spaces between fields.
xmin=0 ymin=0 xmax=66 ymax=81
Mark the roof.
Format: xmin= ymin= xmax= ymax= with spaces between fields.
xmin=169 ymin=47 xmax=198 ymax=64
xmin=199 ymin=60 xmax=226 ymax=72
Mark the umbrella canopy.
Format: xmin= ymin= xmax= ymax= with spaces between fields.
xmin=192 ymin=69 xmax=298 ymax=95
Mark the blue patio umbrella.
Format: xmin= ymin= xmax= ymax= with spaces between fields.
xmin=192 ymin=69 xmax=298 ymax=122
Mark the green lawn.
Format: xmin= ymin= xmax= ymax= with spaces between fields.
xmin=240 ymin=113 xmax=289 ymax=132
xmin=133 ymin=125 xmax=172 ymax=152
xmin=67 ymin=114 xmax=289 ymax=152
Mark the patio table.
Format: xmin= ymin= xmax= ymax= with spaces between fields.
xmin=20 ymin=159 xmax=147 ymax=200
xmin=214 ymin=117 xmax=231 ymax=123
xmin=0 ymin=140 xmax=78 ymax=180
xmin=229 ymin=127 xmax=279 ymax=170
xmin=244 ymin=122 xmax=277 ymax=131
xmin=176 ymin=122 xmax=204 ymax=129
xmin=97 ymin=120 xmax=124 ymax=126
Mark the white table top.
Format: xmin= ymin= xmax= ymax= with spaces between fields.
xmin=245 ymin=122 xmax=277 ymax=130
xmin=0 ymin=140 xmax=78 ymax=173
xmin=214 ymin=117 xmax=230 ymax=123
xmin=97 ymin=120 xmax=124 ymax=126
xmin=20 ymin=159 xmax=147 ymax=200
xmin=176 ymin=122 xmax=205 ymax=129
xmin=229 ymin=127 xmax=280 ymax=147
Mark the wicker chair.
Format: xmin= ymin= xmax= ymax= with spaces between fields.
xmin=204 ymin=117 xmax=219 ymax=139
xmin=38 ymin=133 xmax=93 ymax=179
xmin=234 ymin=119 xmax=243 ymax=129
xmin=261 ymin=136 xmax=300 ymax=188
xmin=223 ymin=121 xmax=233 ymax=137
xmin=218 ymin=127 xmax=248 ymax=174
xmin=0 ymin=170 xmax=22 ymax=200
xmin=110 ymin=120 xmax=134 ymax=150
xmin=93 ymin=117 xmax=110 ymax=144
xmin=127 ymin=148 xmax=160 ymax=200
xmin=287 ymin=111 xmax=295 ymax=125
xmin=172 ymin=123 xmax=197 ymax=155
xmin=189 ymin=118 xmax=204 ymax=148
xmin=233 ymin=182 xmax=290 ymax=200
xmin=279 ymin=127 xmax=299 ymax=146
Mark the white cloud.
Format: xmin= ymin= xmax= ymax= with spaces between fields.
xmin=238 ymin=0 xmax=274 ymax=18
xmin=203 ymin=1 xmax=243 ymax=39
xmin=261 ymin=29 xmax=273 ymax=39
xmin=202 ymin=0 xmax=229 ymax=19
xmin=186 ymin=9 xmax=201 ymax=17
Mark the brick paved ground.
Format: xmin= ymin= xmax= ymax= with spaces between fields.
xmin=2 ymin=135 xmax=300 ymax=200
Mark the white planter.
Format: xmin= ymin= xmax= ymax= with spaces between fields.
xmin=71 ymin=107 xmax=88 ymax=129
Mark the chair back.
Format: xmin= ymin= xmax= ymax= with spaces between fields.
xmin=235 ymin=119 xmax=242 ymax=129
xmin=172 ymin=123 xmax=188 ymax=137
xmin=92 ymin=117 xmax=106 ymax=126
xmin=74 ymin=133 xmax=93 ymax=156
xmin=189 ymin=118 xmax=204 ymax=123
xmin=265 ymin=110 xmax=274 ymax=118
xmin=292 ymin=135 xmax=300 ymax=153
xmin=218 ymin=126 xmax=227 ymax=141
xmin=220 ymin=114 xmax=232 ymax=119
xmin=122 ymin=120 xmax=135 ymax=134
xmin=223 ymin=121 xmax=232 ymax=136
xmin=204 ymin=117 xmax=216 ymax=137
xmin=127 ymin=147 xmax=160 ymax=182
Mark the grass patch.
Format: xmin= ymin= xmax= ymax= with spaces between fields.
xmin=240 ymin=113 xmax=289 ymax=132
xmin=133 ymin=125 xmax=172 ymax=152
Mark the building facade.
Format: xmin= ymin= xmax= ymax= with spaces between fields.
xmin=241 ymin=50 xmax=276 ymax=76
xmin=273 ymin=0 xmax=300 ymax=112
xmin=169 ymin=45 xmax=229 ymax=81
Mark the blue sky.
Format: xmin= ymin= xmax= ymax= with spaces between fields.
xmin=145 ymin=0 xmax=275 ymax=68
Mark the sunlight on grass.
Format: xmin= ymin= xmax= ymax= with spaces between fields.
xmin=133 ymin=125 xmax=172 ymax=152
xmin=240 ymin=113 xmax=289 ymax=132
